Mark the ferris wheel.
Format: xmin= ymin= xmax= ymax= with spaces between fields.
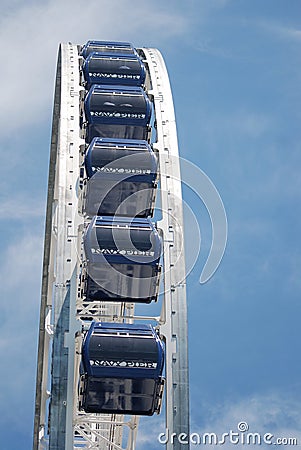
xmin=33 ymin=41 xmax=189 ymax=450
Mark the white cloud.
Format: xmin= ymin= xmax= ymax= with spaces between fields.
xmin=136 ymin=415 xmax=166 ymax=449
xmin=0 ymin=232 xmax=43 ymax=433
xmin=191 ymin=390 xmax=301 ymax=448
xmin=0 ymin=194 xmax=45 ymax=220
xmin=195 ymin=39 xmax=236 ymax=59
xmin=125 ymin=390 xmax=301 ymax=448
xmin=257 ymin=20 xmax=301 ymax=42
xmin=188 ymin=0 xmax=232 ymax=11
xmin=0 ymin=0 xmax=189 ymax=135
xmin=198 ymin=109 xmax=273 ymax=145
xmin=0 ymin=231 xmax=43 ymax=315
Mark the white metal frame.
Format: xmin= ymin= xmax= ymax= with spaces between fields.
xmin=33 ymin=43 xmax=189 ymax=450
xmin=142 ymin=48 xmax=190 ymax=450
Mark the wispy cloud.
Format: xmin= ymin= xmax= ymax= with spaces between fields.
xmin=135 ymin=415 xmax=166 ymax=449
xmin=198 ymin=109 xmax=273 ymax=145
xmin=190 ymin=0 xmax=233 ymax=11
xmin=194 ymin=37 xmax=236 ymax=59
xmin=0 ymin=232 xmax=43 ymax=310
xmin=191 ymin=390 xmax=301 ymax=447
xmin=0 ymin=232 xmax=43 ymax=436
xmin=0 ymin=0 xmax=190 ymax=135
xmin=0 ymin=194 xmax=45 ymax=220
xmin=256 ymin=20 xmax=301 ymax=42
xmin=125 ymin=389 xmax=301 ymax=449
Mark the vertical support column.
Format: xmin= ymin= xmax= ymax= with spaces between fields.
xmin=142 ymin=48 xmax=190 ymax=449
xmin=45 ymin=43 xmax=81 ymax=450
xmin=33 ymin=45 xmax=62 ymax=450
xmin=49 ymin=284 xmax=70 ymax=449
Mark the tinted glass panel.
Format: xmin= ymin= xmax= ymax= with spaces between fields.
xmin=84 ymin=55 xmax=144 ymax=86
xmin=83 ymin=377 xmax=157 ymax=415
xmin=89 ymin=92 xmax=147 ymax=117
xmin=89 ymin=333 xmax=158 ymax=362
xmin=87 ymin=124 xmax=148 ymax=142
xmin=95 ymin=225 xmax=153 ymax=251
xmin=88 ymin=147 xmax=155 ymax=173
xmin=86 ymin=264 xmax=158 ymax=302
xmin=84 ymin=179 xmax=153 ymax=217
xmin=82 ymin=42 xmax=135 ymax=58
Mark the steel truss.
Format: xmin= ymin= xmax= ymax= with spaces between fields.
xmin=33 ymin=42 xmax=189 ymax=450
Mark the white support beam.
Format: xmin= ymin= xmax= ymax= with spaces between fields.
xmin=141 ymin=48 xmax=190 ymax=449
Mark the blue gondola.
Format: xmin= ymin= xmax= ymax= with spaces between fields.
xmin=83 ymin=85 xmax=152 ymax=142
xmin=83 ymin=216 xmax=161 ymax=303
xmin=80 ymin=137 xmax=158 ymax=217
xmin=80 ymin=322 xmax=164 ymax=415
xmin=81 ymin=40 xmax=137 ymax=58
xmin=82 ymin=53 xmax=146 ymax=89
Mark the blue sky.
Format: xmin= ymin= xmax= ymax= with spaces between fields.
xmin=1 ymin=0 xmax=301 ymax=448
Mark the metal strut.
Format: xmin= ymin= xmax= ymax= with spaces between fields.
xmin=142 ymin=47 xmax=190 ymax=449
